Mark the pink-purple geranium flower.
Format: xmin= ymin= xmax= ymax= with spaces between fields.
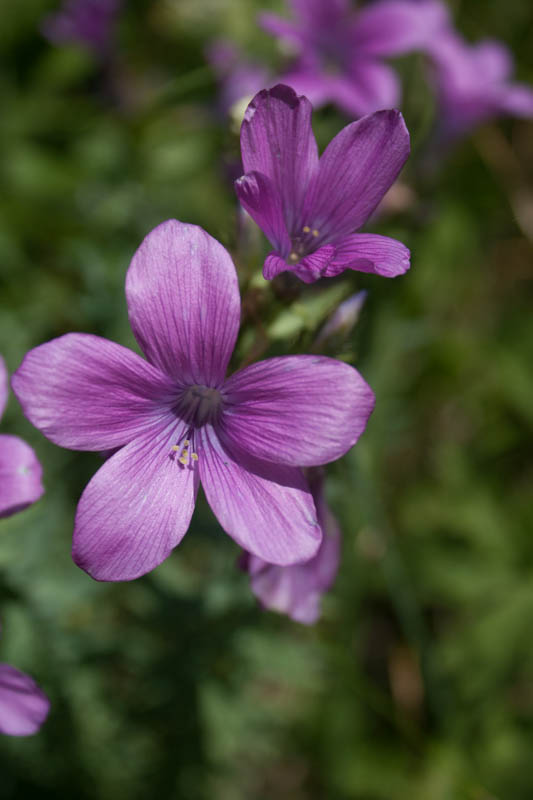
xmin=242 ymin=468 xmax=340 ymax=624
xmin=42 ymin=0 xmax=121 ymax=53
xmin=261 ymin=0 xmax=449 ymax=117
xmin=0 ymin=356 xmax=43 ymax=519
xmin=235 ymin=85 xmax=410 ymax=283
xmin=0 ymin=626 xmax=50 ymax=737
xmin=426 ymin=30 xmax=533 ymax=141
xmin=12 ymin=221 xmax=375 ymax=582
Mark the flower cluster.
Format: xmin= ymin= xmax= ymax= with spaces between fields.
xmin=207 ymin=0 xmax=533 ymax=146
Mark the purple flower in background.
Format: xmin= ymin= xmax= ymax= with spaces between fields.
xmin=242 ymin=468 xmax=341 ymax=624
xmin=0 ymin=624 xmax=50 ymax=737
xmin=0 ymin=664 xmax=50 ymax=737
xmin=0 ymin=356 xmax=43 ymax=519
xmin=42 ymin=0 xmax=121 ymax=53
xmin=12 ymin=221 xmax=375 ymax=582
xmin=427 ymin=30 xmax=533 ymax=141
xmin=235 ymin=85 xmax=410 ymax=283
xmin=207 ymin=40 xmax=271 ymax=118
xmin=261 ymin=0 xmax=449 ymax=117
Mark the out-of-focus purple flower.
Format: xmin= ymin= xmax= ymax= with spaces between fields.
xmin=12 ymin=221 xmax=375 ymax=582
xmin=242 ymin=468 xmax=341 ymax=624
xmin=315 ymin=290 xmax=367 ymax=347
xmin=235 ymin=85 xmax=410 ymax=283
xmin=426 ymin=30 xmax=533 ymax=141
xmin=0 ymin=356 xmax=43 ymax=519
xmin=41 ymin=0 xmax=121 ymax=53
xmin=207 ymin=40 xmax=271 ymax=118
xmin=0 ymin=663 xmax=50 ymax=737
xmin=261 ymin=0 xmax=449 ymax=117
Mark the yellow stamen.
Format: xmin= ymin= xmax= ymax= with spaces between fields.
xmin=312 ymin=229 xmax=319 ymax=237
xmin=183 ymin=439 xmax=190 ymax=446
xmin=302 ymin=225 xmax=311 ymax=233
xmin=191 ymin=453 xmax=199 ymax=461
xmin=289 ymin=252 xmax=299 ymax=262
xmin=179 ymin=456 xmax=188 ymax=465
xmin=171 ymin=445 xmax=180 ymax=452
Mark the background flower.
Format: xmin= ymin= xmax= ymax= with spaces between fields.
xmin=261 ymin=0 xmax=449 ymax=116
xmin=0 ymin=356 xmax=43 ymax=519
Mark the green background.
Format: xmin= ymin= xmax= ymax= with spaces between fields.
xmin=1 ymin=1 xmax=533 ymax=797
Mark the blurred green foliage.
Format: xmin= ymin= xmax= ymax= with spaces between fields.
xmin=1 ymin=1 xmax=533 ymax=798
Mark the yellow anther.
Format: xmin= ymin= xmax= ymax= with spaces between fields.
xmin=179 ymin=456 xmax=188 ymax=465
xmin=183 ymin=439 xmax=190 ymax=446
xmin=312 ymin=228 xmax=319 ymax=237
xmin=289 ymin=252 xmax=299 ymax=262
xmin=302 ymin=225 xmax=311 ymax=233
xmin=191 ymin=453 xmax=199 ymax=461
xmin=171 ymin=445 xmax=180 ymax=452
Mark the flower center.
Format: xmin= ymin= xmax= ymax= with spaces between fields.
xmin=288 ymin=225 xmax=321 ymax=263
xmin=170 ymin=385 xmax=223 ymax=468
xmin=178 ymin=384 xmax=223 ymax=427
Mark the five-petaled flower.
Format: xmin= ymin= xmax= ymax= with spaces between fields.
xmin=12 ymin=221 xmax=375 ymax=582
xmin=235 ymin=84 xmax=410 ymax=283
xmin=260 ymin=0 xmax=449 ymax=117
xmin=0 ymin=356 xmax=43 ymax=519
xmin=426 ymin=29 xmax=533 ymax=141
xmin=241 ymin=468 xmax=341 ymax=625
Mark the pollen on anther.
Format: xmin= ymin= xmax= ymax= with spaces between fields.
xmin=289 ymin=252 xmax=299 ymax=262
xmin=191 ymin=453 xmax=199 ymax=461
xmin=184 ymin=439 xmax=190 ymax=446
xmin=312 ymin=228 xmax=319 ymax=237
xmin=302 ymin=225 xmax=311 ymax=233
xmin=171 ymin=445 xmax=180 ymax=452
xmin=179 ymin=456 xmax=188 ymax=465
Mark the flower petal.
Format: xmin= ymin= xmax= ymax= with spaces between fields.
xmin=352 ymin=0 xmax=449 ymax=57
xmin=222 ymin=355 xmax=375 ymax=466
xmin=305 ymin=110 xmax=410 ymax=241
xmin=497 ymin=83 xmax=533 ymax=117
xmin=244 ymin=468 xmax=341 ymax=624
xmin=234 ymin=171 xmax=290 ymax=254
xmin=258 ymin=12 xmax=304 ymax=46
xmin=0 ymin=355 xmax=7 ymax=420
xmin=325 ymin=233 xmax=410 ymax=278
xmin=198 ymin=426 xmax=322 ymax=566
xmin=289 ymin=244 xmax=336 ymax=283
xmin=126 ymin=220 xmax=240 ymax=386
xmin=0 ymin=435 xmax=44 ymax=519
xmin=240 ymin=85 xmax=319 ymax=235
xmin=12 ymin=333 xmax=176 ymax=451
xmin=0 ymin=663 xmax=50 ymax=736
xmin=338 ymin=60 xmax=401 ymax=115
xmin=263 ymin=252 xmax=292 ymax=280
xmin=72 ymin=421 xmax=198 ymax=581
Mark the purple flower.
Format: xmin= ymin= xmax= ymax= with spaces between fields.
xmin=41 ymin=0 xmax=121 ymax=53
xmin=0 ymin=663 xmax=50 ymax=737
xmin=235 ymin=85 xmax=410 ymax=283
xmin=261 ymin=0 xmax=449 ymax=117
xmin=427 ymin=30 xmax=533 ymax=140
xmin=0 ymin=356 xmax=43 ymax=519
xmin=206 ymin=40 xmax=271 ymax=118
xmin=242 ymin=468 xmax=340 ymax=624
xmin=12 ymin=221 xmax=375 ymax=582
